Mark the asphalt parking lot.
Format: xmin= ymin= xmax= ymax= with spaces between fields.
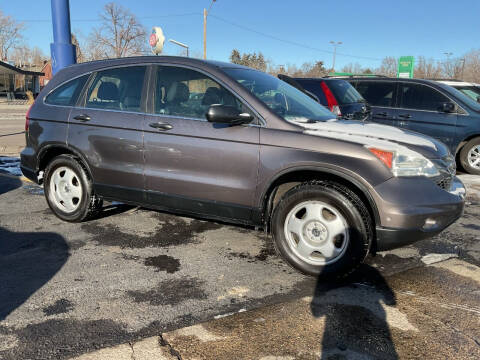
xmin=1 ymin=156 xmax=480 ymax=359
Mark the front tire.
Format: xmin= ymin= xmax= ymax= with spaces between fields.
xmin=460 ymin=138 xmax=480 ymax=175
xmin=44 ymin=155 xmax=102 ymax=222
xmin=271 ymin=181 xmax=372 ymax=278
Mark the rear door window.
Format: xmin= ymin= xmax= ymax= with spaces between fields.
xmin=45 ymin=75 xmax=88 ymax=106
xmin=85 ymin=66 xmax=146 ymax=112
xmin=399 ymin=83 xmax=449 ymax=111
xmin=355 ymin=81 xmax=396 ymax=107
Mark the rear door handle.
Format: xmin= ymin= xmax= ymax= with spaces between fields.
xmin=398 ymin=114 xmax=412 ymax=119
xmin=73 ymin=114 xmax=91 ymax=122
xmin=149 ymin=122 xmax=173 ymax=131
xmin=374 ymin=112 xmax=388 ymax=117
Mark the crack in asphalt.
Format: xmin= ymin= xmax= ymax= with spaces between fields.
xmin=128 ymin=341 xmax=135 ymax=360
xmin=159 ymin=334 xmax=182 ymax=360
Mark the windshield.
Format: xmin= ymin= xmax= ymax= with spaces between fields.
xmin=325 ymin=79 xmax=365 ymax=104
xmin=447 ymin=86 xmax=480 ymax=112
xmin=223 ymin=68 xmax=335 ymax=123
xmin=454 ymin=85 xmax=480 ymax=102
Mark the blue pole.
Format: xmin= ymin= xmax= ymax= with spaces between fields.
xmin=50 ymin=0 xmax=76 ymax=75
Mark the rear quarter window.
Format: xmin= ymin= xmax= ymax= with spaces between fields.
xmin=45 ymin=75 xmax=89 ymax=106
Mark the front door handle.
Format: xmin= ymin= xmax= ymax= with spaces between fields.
xmin=374 ymin=112 xmax=388 ymax=117
xmin=149 ymin=122 xmax=173 ymax=131
xmin=73 ymin=114 xmax=91 ymax=122
xmin=398 ymin=114 xmax=412 ymax=119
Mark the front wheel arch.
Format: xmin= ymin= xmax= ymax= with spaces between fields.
xmin=261 ymin=168 xmax=379 ymax=233
xmin=458 ymin=136 xmax=480 ymax=174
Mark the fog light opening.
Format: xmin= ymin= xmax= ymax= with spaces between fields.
xmin=423 ymin=218 xmax=438 ymax=230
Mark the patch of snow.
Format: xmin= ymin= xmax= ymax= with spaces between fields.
xmin=301 ymin=120 xmax=438 ymax=150
xmin=421 ymin=253 xmax=458 ymax=265
xmin=0 ymin=156 xmax=22 ymax=176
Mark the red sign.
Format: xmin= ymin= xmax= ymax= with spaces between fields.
xmin=149 ymin=33 xmax=157 ymax=47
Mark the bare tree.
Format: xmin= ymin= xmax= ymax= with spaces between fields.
xmin=462 ymin=49 xmax=480 ymax=83
xmin=71 ymin=34 xmax=86 ymax=63
xmin=414 ymin=56 xmax=442 ymax=79
xmin=86 ymin=2 xmax=147 ymax=59
xmin=0 ymin=10 xmax=24 ymax=61
xmin=30 ymin=47 xmax=46 ymax=66
xmin=377 ymin=57 xmax=397 ymax=77
xmin=11 ymin=46 xmax=30 ymax=67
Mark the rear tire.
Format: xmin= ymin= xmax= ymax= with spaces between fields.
xmin=460 ymin=138 xmax=480 ymax=175
xmin=44 ymin=155 xmax=102 ymax=222
xmin=271 ymin=181 xmax=372 ymax=278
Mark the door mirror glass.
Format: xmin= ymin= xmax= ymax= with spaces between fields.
xmin=206 ymin=104 xmax=253 ymax=125
xmin=442 ymin=102 xmax=456 ymax=113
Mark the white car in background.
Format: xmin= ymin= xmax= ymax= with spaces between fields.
xmin=436 ymin=80 xmax=480 ymax=103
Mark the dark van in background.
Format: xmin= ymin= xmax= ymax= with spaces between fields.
xmin=346 ymin=77 xmax=480 ymax=174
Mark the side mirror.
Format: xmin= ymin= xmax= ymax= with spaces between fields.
xmin=476 ymin=96 xmax=480 ymax=104
xmin=206 ymin=104 xmax=254 ymax=125
xmin=441 ymin=102 xmax=455 ymax=113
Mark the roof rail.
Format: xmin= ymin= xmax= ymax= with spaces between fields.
xmin=425 ymin=78 xmax=465 ymax=82
xmin=325 ymin=74 xmax=389 ymax=79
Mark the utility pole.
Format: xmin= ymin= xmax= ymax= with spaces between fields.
xmin=203 ymin=0 xmax=217 ymax=60
xmin=329 ymin=41 xmax=342 ymax=72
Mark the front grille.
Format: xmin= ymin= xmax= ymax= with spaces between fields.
xmin=436 ymin=175 xmax=453 ymax=190
xmin=432 ymin=155 xmax=456 ymax=191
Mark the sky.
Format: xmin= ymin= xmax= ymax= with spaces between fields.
xmin=1 ymin=0 xmax=479 ymax=69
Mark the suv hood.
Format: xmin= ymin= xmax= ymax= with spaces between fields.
xmin=300 ymin=119 xmax=449 ymax=159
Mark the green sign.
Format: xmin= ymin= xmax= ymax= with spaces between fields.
xmin=397 ymin=56 xmax=414 ymax=78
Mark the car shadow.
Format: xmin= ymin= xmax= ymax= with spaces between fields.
xmin=0 ymin=227 xmax=70 ymax=321
xmin=91 ymin=202 xmax=137 ymax=220
xmin=311 ymin=264 xmax=398 ymax=359
xmin=0 ymin=175 xmax=22 ymax=196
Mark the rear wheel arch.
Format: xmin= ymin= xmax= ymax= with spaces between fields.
xmin=455 ymin=134 xmax=480 ymax=155
xmin=37 ymin=145 xmax=93 ymax=184
xmin=261 ymin=168 xmax=379 ymax=232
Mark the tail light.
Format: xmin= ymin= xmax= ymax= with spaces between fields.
xmin=25 ymin=104 xmax=33 ymax=132
xmin=320 ymin=81 xmax=341 ymax=116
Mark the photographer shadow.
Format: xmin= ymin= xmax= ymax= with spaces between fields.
xmin=0 ymin=227 xmax=70 ymax=321
xmin=311 ymin=264 xmax=399 ymax=359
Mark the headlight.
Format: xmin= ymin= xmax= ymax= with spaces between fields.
xmin=368 ymin=147 xmax=440 ymax=177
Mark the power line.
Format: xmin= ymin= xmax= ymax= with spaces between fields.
xmin=209 ymin=14 xmax=383 ymax=62
xmin=17 ymin=12 xmax=201 ymax=23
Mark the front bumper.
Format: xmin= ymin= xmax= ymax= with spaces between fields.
xmin=373 ymin=176 xmax=465 ymax=251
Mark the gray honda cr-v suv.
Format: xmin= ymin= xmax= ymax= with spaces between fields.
xmin=21 ymin=56 xmax=465 ymax=277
